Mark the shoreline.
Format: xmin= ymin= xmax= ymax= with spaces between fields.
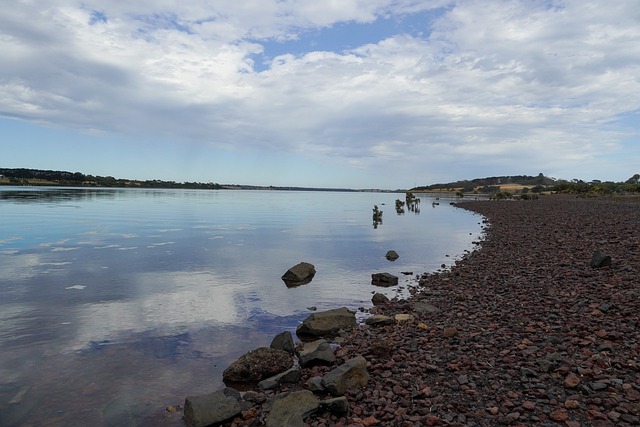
xmin=195 ymin=195 xmax=640 ymax=426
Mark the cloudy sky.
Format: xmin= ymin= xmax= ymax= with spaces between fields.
xmin=1 ymin=0 xmax=639 ymax=189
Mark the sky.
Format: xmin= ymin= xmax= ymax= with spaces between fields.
xmin=1 ymin=0 xmax=639 ymax=189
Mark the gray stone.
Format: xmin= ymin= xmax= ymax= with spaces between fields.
xmin=223 ymin=347 xmax=293 ymax=383
xmin=282 ymin=262 xmax=316 ymax=286
xmin=298 ymin=339 xmax=336 ymax=367
xmin=266 ymin=390 xmax=320 ymax=427
xmin=307 ymin=376 xmax=324 ymax=392
xmin=371 ymin=272 xmax=398 ymax=287
xmin=364 ymin=315 xmax=395 ymax=326
xmin=259 ymin=367 xmax=302 ymax=390
xmin=322 ymin=355 xmax=369 ymax=396
xmin=296 ymin=307 xmax=356 ymax=338
xmin=321 ymin=396 xmax=349 ymax=415
xmin=590 ymin=249 xmax=612 ymax=268
xmin=413 ymin=302 xmax=440 ymax=314
xmin=184 ymin=388 xmax=241 ymax=427
xmin=385 ymin=250 xmax=399 ymax=261
xmin=270 ymin=331 xmax=295 ymax=354
xmin=371 ymin=292 xmax=390 ymax=306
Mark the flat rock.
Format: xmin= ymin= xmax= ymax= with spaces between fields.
xmin=258 ymin=367 xmax=302 ymax=390
xmin=183 ymin=388 xmax=241 ymax=427
xmin=394 ymin=313 xmax=415 ymax=323
xmin=266 ymin=390 xmax=320 ymax=427
xmin=371 ymin=272 xmax=399 ymax=287
xmin=364 ymin=315 xmax=395 ymax=326
xmin=298 ymin=339 xmax=336 ymax=367
xmin=296 ymin=307 xmax=356 ymax=338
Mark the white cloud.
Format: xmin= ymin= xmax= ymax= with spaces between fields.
xmin=1 ymin=0 xmax=639 ymax=185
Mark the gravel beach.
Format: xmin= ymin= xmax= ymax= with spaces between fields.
xmin=221 ymin=195 xmax=640 ymax=426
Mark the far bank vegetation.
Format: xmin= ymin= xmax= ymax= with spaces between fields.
xmin=412 ymin=173 xmax=640 ymax=197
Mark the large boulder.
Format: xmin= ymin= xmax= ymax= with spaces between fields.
xmin=184 ymin=388 xmax=241 ymax=427
xmin=296 ymin=307 xmax=356 ymax=338
xmin=282 ymin=262 xmax=316 ymax=286
xmin=371 ymin=272 xmax=398 ymax=287
xmin=266 ymin=390 xmax=320 ymax=427
xmin=322 ymin=356 xmax=369 ymax=396
xmin=223 ymin=347 xmax=293 ymax=383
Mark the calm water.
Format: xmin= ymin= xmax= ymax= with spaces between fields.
xmin=0 ymin=187 xmax=483 ymax=426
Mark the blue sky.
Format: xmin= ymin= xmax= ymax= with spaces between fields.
xmin=1 ymin=0 xmax=639 ymax=189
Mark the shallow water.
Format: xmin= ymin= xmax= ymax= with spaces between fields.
xmin=0 ymin=187 xmax=483 ymax=426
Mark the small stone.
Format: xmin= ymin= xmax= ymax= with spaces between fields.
xmin=522 ymin=401 xmax=535 ymax=411
xmin=394 ymin=313 xmax=415 ymax=323
xmin=563 ymin=373 xmax=581 ymax=388
xmin=443 ymin=327 xmax=458 ymax=337
xmin=361 ymin=415 xmax=379 ymax=426
xmin=564 ymin=399 xmax=580 ymax=409
xmin=549 ymin=408 xmax=569 ymax=422
xmin=487 ymin=406 xmax=499 ymax=415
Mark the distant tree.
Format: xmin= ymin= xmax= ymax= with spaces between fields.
xmin=625 ymin=174 xmax=640 ymax=184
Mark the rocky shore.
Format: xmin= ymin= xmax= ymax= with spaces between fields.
xmin=187 ymin=195 xmax=640 ymax=426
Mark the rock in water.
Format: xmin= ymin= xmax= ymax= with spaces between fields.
xmin=282 ymin=262 xmax=316 ymax=286
xmin=223 ymin=347 xmax=293 ymax=383
xmin=296 ymin=307 xmax=356 ymax=338
xmin=385 ymin=250 xmax=399 ymax=261
xmin=371 ymin=272 xmax=398 ymax=287
xmin=184 ymin=388 xmax=241 ymax=427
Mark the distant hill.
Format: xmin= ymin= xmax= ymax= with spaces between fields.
xmin=0 ymin=168 xmax=366 ymax=192
xmin=412 ymin=173 xmax=556 ymax=193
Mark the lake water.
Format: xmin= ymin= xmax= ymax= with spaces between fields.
xmin=0 ymin=187 xmax=484 ymax=426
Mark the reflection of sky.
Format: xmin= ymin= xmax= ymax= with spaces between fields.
xmin=0 ymin=189 xmax=484 ymax=350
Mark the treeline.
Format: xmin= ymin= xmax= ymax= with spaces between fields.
xmin=550 ymin=174 xmax=640 ymax=195
xmin=413 ymin=173 xmax=555 ymax=192
xmin=0 ymin=168 xmax=223 ymax=190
